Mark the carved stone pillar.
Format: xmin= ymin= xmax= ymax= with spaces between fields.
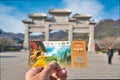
xmin=45 ymin=24 xmax=49 ymax=41
xmin=68 ymin=25 xmax=73 ymax=41
xmin=88 ymin=25 xmax=95 ymax=52
xmin=23 ymin=24 xmax=29 ymax=49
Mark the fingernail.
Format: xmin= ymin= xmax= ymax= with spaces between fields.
xmin=62 ymin=70 xmax=66 ymax=73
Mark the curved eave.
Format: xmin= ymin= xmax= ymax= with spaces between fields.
xmin=73 ymin=16 xmax=91 ymax=19
xmin=22 ymin=20 xmax=32 ymax=23
xmin=48 ymin=10 xmax=71 ymax=15
xmin=49 ymin=12 xmax=71 ymax=16
xmin=29 ymin=14 xmax=47 ymax=19
xmin=89 ymin=21 xmax=96 ymax=25
xmin=73 ymin=14 xmax=92 ymax=19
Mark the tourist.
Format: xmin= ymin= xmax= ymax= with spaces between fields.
xmin=25 ymin=61 xmax=67 ymax=80
xmin=107 ymin=46 xmax=114 ymax=64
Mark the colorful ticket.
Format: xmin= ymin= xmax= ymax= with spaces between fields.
xmin=29 ymin=41 xmax=88 ymax=68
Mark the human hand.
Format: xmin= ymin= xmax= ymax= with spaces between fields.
xmin=25 ymin=61 xmax=67 ymax=80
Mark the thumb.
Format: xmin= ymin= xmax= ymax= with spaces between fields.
xmin=40 ymin=61 xmax=57 ymax=77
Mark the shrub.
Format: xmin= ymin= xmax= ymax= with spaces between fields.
xmin=100 ymin=50 xmax=107 ymax=53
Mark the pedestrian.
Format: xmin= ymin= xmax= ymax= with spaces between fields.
xmin=107 ymin=46 xmax=114 ymax=64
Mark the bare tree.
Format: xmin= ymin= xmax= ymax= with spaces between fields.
xmin=0 ymin=37 xmax=17 ymax=51
xmin=97 ymin=37 xmax=119 ymax=49
xmin=114 ymin=37 xmax=120 ymax=49
xmin=0 ymin=37 xmax=17 ymax=46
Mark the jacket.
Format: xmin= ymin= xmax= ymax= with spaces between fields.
xmin=107 ymin=49 xmax=113 ymax=57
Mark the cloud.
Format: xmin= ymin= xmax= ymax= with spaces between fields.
xmin=63 ymin=0 xmax=105 ymax=21
xmin=0 ymin=4 xmax=26 ymax=33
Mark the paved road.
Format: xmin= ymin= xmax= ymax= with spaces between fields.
xmin=0 ymin=51 xmax=120 ymax=80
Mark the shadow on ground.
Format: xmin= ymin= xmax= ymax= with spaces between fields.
xmin=0 ymin=56 xmax=17 ymax=58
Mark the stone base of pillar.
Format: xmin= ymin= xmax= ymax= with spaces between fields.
xmin=23 ymin=41 xmax=29 ymax=50
xmin=88 ymin=42 xmax=96 ymax=53
xmin=87 ymin=50 xmax=96 ymax=53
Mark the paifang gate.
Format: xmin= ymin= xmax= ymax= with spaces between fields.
xmin=22 ymin=8 xmax=96 ymax=52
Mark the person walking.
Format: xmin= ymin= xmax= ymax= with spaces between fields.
xmin=107 ymin=46 xmax=114 ymax=64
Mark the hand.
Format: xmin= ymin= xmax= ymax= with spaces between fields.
xmin=25 ymin=61 xmax=67 ymax=80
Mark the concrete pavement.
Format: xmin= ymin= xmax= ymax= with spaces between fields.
xmin=0 ymin=51 xmax=120 ymax=80
xmin=67 ymin=53 xmax=120 ymax=79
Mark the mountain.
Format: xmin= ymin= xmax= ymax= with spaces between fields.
xmin=0 ymin=18 xmax=120 ymax=42
xmin=0 ymin=29 xmax=23 ymax=39
xmin=94 ymin=19 xmax=120 ymax=39
xmin=49 ymin=31 xmax=68 ymax=41
xmin=0 ymin=29 xmax=24 ymax=42
xmin=0 ymin=29 xmax=68 ymax=41
xmin=28 ymin=30 xmax=68 ymax=41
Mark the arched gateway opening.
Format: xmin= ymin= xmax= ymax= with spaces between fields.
xmin=23 ymin=8 xmax=96 ymax=52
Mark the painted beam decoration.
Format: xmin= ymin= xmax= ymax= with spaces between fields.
xmin=29 ymin=41 xmax=88 ymax=68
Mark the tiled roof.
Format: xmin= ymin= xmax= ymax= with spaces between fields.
xmin=49 ymin=8 xmax=71 ymax=13
xmin=29 ymin=13 xmax=47 ymax=18
xmin=73 ymin=14 xmax=92 ymax=18
xmin=22 ymin=19 xmax=32 ymax=23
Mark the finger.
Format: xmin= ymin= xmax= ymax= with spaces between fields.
xmin=61 ymin=69 xmax=67 ymax=78
xmin=26 ymin=67 xmax=43 ymax=76
xmin=25 ymin=68 xmax=37 ymax=77
xmin=52 ymin=68 xmax=67 ymax=79
xmin=34 ymin=67 xmax=44 ymax=74
xmin=51 ymin=72 xmax=59 ymax=79
xmin=41 ymin=61 xmax=57 ymax=77
xmin=61 ymin=68 xmax=67 ymax=74
xmin=57 ymin=69 xmax=67 ymax=78
xmin=50 ymin=76 xmax=57 ymax=80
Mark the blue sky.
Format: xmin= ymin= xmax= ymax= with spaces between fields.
xmin=0 ymin=0 xmax=119 ymax=34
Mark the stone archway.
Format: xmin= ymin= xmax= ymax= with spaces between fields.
xmin=23 ymin=8 xmax=96 ymax=52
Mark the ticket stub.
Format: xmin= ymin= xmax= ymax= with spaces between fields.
xmin=71 ymin=41 xmax=88 ymax=68
xmin=29 ymin=41 xmax=88 ymax=68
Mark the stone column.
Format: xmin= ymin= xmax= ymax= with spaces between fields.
xmin=88 ymin=25 xmax=95 ymax=52
xmin=23 ymin=24 xmax=29 ymax=50
xmin=45 ymin=24 xmax=49 ymax=41
xmin=42 ymin=32 xmax=45 ymax=41
xmin=68 ymin=25 xmax=73 ymax=41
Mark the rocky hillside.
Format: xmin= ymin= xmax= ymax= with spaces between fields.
xmin=0 ymin=29 xmax=68 ymax=41
xmin=94 ymin=19 xmax=120 ymax=39
xmin=0 ymin=19 xmax=120 ymax=42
